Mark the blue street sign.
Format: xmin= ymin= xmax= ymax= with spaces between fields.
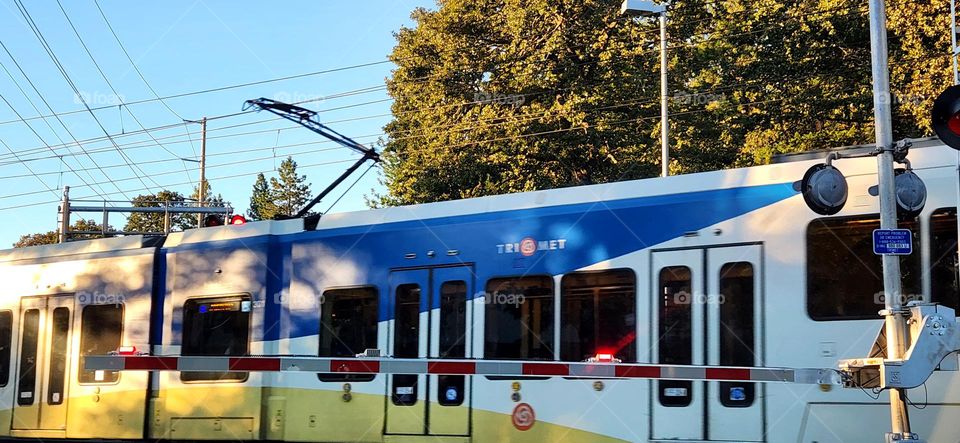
xmin=873 ymin=229 xmax=913 ymax=255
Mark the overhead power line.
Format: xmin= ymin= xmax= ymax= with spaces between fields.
xmin=14 ymin=0 xmax=154 ymax=196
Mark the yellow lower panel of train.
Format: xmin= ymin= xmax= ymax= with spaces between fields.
xmin=151 ymin=384 xmax=261 ymax=440
xmin=67 ymin=389 xmax=147 ymax=439
xmin=0 ymin=387 xmax=625 ymax=442
xmin=471 ymin=408 xmax=624 ymax=443
xmin=265 ymin=387 xmax=385 ymax=442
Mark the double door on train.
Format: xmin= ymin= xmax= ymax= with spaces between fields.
xmin=12 ymin=295 xmax=74 ymax=432
xmin=651 ymin=244 xmax=764 ymax=442
xmin=385 ymin=265 xmax=473 ymax=437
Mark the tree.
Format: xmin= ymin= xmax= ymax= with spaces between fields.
xmin=14 ymin=219 xmax=113 ymax=248
xmin=268 ymin=157 xmax=312 ymax=217
xmin=247 ymin=173 xmax=277 ymax=221
xmin=374 ymin=0 xmax=951 ymax=206
xmin=123 ymin=190 xmax=192 ymax=233
xmin=374 ymin=0 xmax=660 ymax=206
xmin=191 ymin=178 xmax=226 ymax=209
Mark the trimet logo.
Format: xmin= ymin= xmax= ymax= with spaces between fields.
xmin=497 ymin=237 xmax=567 ymax=256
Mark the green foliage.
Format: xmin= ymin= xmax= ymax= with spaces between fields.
xmin=245 ymin=157 xmax=312 ymax=220
xmin=268 ymin=157 xmax=312 ymax=218
xmin=123 ymin=190 xmax=193 ymax=233
xmin=247 ymin=173 xmax=277 ymax=221
xmin=13 ymin=219 xmax=112 ymax=248
xmin=374 ymin=0 xmax=951 ymax=206
xmin=191 ymin=178 xmax=226 ymax=208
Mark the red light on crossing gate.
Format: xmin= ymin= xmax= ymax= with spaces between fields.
xmin=117 ymin=346 xmax=137 ymax=356
xmin=594 ymin=353 xmax=615 ymax=362
xmin=230 ymin=215 xmax=247 ymax=225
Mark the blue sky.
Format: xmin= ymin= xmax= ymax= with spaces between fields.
xmin=0 ymin=0 xmax=433 ymax=246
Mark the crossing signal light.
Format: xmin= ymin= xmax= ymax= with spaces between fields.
xmin=800 ymin=163 xmax=848 ymax=215
xmin=203 ymin=214 xmax=224 ymax=227
xmin=932 ymin=85 xmax=960 ymax=150
xmin=229 ymin=215 xmax=247 ymax=225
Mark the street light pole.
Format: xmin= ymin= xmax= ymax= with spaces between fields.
xmin=867 ymin=0 xmax=912 ymax=439
xmin=621 ymin=0 xmax=669 ymax=177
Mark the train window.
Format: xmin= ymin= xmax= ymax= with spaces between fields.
xmin=807 ymin=215 xmax=921 ymax=320
xmin=0 ymin=311 xmax=11 ymax=387
xmin=484 ymin=276 xmax=555 ymax=360
xmin=318 ymin=287 xmax=378 ymax=382
xmin=48 ymin=307 xmax=69 ymax=405
xmin=79 ymin=304 xmax=123 ymax=383
xmin=658 ymin=266 xmax=692 ymax=407
xmin=560 ymin=269 xmax=637 ymax=363
xmin=438 ymin=281 xmax=466 ymax=406
xmin=392 ymin=284 xmax=420 ymax=406
xmin=930 ymin=208 xmax=959 ymax=312
xmin=718 ymin=263 xmax=755 ymax=408
xmin=17 ymin=309 xmax=40 ymax=405
xmin=181 ymin=295 xmax=250 ymax=382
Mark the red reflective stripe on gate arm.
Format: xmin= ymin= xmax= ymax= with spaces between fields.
xmin=615 ymin=365 xmax=660 ymax=379
xmin=125 ymin=356 xmax=179 ymax=370
xmin=330 ymin=359 xmax=380 ymax=373
xmin=428 ymin=361 xmax=476 ymax=375
xmin=706 ymin=368 xmax=751 ymax=381
xmin=522 ymin=362 xmax=569 ymax=376
xmin=229 ymin=357 xmax=280 ymax=371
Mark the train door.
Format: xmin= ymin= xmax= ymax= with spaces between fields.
xmin=651 ymin=249 xmax=705 ymax=440
xmin=12 ymin=295 xmax=73 ymax=432
xmin=385 ymin=265 xmax=473 ymax=437
xmin=705 ymin=245 xmax=763 ymax=441
xmin=386 ymin=269 xmax=429 ymax=435
xmin=427 ymin=266 xmax=472 ymax=435
xmin=650 ymin=245 xmax=764 ymax=441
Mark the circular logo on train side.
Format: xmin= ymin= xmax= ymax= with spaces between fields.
xmin=511 ymin=402 xmax=536 ymax=431
xmin=519 ymin=238 xmax=537 ymax=256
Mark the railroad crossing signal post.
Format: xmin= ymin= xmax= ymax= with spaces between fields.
xmin=867 ymin=0 xmax=914 ymax=439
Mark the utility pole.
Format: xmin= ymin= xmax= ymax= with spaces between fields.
xmin=867 ymin=0 xmax=912 ymax=439
xmin=197 ymin=117 xmax=207 ymax=227
xmin=658 ymin=10 xmax=669 ymax=177
xmin=58 ymin=186 xmax=70 ymax=244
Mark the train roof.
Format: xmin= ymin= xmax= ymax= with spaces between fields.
xmin=0 ymin=235 xmax=162 ymax=263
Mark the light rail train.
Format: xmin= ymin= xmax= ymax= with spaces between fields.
xmin=0 ymin=137 xmax=958 ymax=442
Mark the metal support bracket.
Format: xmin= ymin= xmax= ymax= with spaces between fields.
xmin=839 ymin=303 xmax=960 ymax=390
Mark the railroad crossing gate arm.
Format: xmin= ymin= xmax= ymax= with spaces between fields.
xmin=839 ymin=303 xmax=960 ymax=390
xmin=83 ymin=354 xmax=842 ymax=385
